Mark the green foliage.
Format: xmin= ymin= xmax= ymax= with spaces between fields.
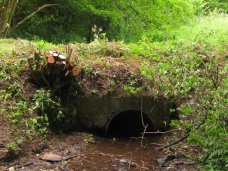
xmin=123 ymin=85 xmax=142 ymax=95
xmin=6 ymin=142 xmax=17 ymax=153
xmin=35 ymin=39 xmax=57 ymax=52
xmin=26 ymin=115 xmax=49 ymax=135
xmin=8 ymin=100 xmax=28 ymax=124
xmin=204 ymin=0 xmax=228 ymax=13
xmin=33 ymin=89 xmax=64 ymax=122
xmin=189 ymin=84 xmax=228 ymax=170
xmin=11 ymin=0 xmax=200 ymax=43
xmin=6 ymin=139 xmax=23 ymax=159
xmin=0 ymin=50 xmax=75 ymax=138
xmin=0 ymin=58 xmax=52 ymax=139
xmin=191 ymin=0 xmax=207 ymax=15
xmin=128 ymin=14 xmax=227 ymax=169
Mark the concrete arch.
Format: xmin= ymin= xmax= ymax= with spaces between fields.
xmin=75 ymin=95 xmax=172 ymax=134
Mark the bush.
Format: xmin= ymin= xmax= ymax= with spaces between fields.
xmin=204 ymin=0 xmax=228 ymax=13
xmin=12 ymin=0 xmax=198 ymax=43
xmin=129 ymin=19 xmax=227 ymax=169
xmin=33 ymin=89 xmax=64 ymax=122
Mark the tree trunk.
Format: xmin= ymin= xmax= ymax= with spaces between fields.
xmin=0 ymin=0 xmax=19 ymax=38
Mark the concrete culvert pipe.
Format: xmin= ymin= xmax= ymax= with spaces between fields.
xmin=105 ymin=110 xmax=154 ymax=137
xmin=74 ymin=95 xmax=174 ymax=136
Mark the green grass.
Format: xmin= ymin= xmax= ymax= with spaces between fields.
xmin=0 ymin=39 xmax=61 ymax=59
xmin=0 ymin=39 xmax=16 ymax=54
xmin=171 ymin=14 xmax=228 ymax=44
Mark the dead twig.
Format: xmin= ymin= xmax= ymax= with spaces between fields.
xmin=159 ymin=107 xmax=210 ymax=150
xmin=80 ymin=154 xmax=96 ymax=165
xmin=96 ymin=151 xmax=123 ymax=158
xmin=140 ymin=97 xmax=146 ymax=128
xmin=150 ymin=143 xmax=164 ymax=146
xmin=15 ymin=161 xmax=34 ymax=169
xmin=174 ymin=161 xmax=196 ymax=165
xmin=158 ymin=132 xmax=190 ymax=150
xmin=143 ymin=129 xmax=182 ymax=135
xmin=114 ymin=80 xmax=124 ymax=89
xmin=140 ymin=124 xmax=148 ymax=148
xmin=81 ymin=83 xmax=99 ymax=95
xmin=140 ymin=97 xmax=148 ymax=147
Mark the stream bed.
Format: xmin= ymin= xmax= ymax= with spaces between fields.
xmin=0 ymin=132 xmax=199 ymax=171
xmin=68 ymin=136 xmax=162 ymax=170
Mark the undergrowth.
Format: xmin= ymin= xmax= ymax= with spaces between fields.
xmin=0 ymin=59 xmax=56 ymax=159
xmin=128 ymin=14 xmax=227 ymax=170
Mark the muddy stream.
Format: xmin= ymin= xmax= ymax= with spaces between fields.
xmin=0 ymin=131 xmax=199 ymax=171
xmin=68 ymin=136 xmax=162 ymax=170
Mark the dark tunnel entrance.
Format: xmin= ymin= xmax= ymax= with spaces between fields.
xmin=106 ymin=110 xmax=154 ymax=138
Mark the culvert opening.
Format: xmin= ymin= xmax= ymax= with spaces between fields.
xmin=106 ymin=110 xmax=154 ymax=138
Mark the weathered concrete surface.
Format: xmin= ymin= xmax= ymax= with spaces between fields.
xmin=75 ymin=95 xmax=172 ymax=132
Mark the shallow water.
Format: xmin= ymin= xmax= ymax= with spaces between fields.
xmin=69 ymin=136 xmax=163 ymax=170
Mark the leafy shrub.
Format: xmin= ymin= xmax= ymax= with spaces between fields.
xmin=191 ymin=0 xmax=207 ymax=15
xmin=129 ymin=22 xmax=227 ymax=169
xmin=204 ymin=0 xmax=228 ymax=13
xmin=33 ymin=89 xmax=64 ymax=122
xmin=12 ymin=0 xmax=198 ymax=43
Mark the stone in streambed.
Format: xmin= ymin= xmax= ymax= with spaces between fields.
xmin=40 ymin=152 xmax=62 ymax=162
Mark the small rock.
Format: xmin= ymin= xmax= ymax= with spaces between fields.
xmin=166 ymin=166 xmax=173 ymax=170
xmin=40 ymin=160 xmax=52 ymax=166
xmin=157 ymin=158 xmax=165 ymax=165
xmin=119 ymin=159 xmax=128 ymax=164
xmin=40 ymin=152 xmax=62 ymax=162
xmin=8 ymin=167 xmax=15 ymax=171
xmin=129 ymin=161 xmax=137 ymax=167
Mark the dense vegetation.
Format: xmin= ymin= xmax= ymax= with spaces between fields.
xmin=0 ymin=0 xmax=227 ymax=170
xmin=1 ymin=0 xmax=227 ymax=42
xmin=0 ymin=0 xmax=204 ymax=42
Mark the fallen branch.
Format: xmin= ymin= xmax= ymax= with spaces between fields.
xmin=150 ymin=143 xmax=164 ymax=146
xmin=96 ymin=151 xmax=123 ymax=158
xmin=158 ymin=132 xmax=190 ymax=150
xmin=159 ymin=107 xmax=210 ymax=150
xmin=140 ymin=124 xmax=148 ymax=147
xmin=80 ymin=154 xmax=96 ymax=165
xmin=15 ymin=161 xmax=34 ymax=170
xmin=174 ymin=161 xmax=196 ymax=165
xmin=142 ymin=129 xmax=182 ymax=135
